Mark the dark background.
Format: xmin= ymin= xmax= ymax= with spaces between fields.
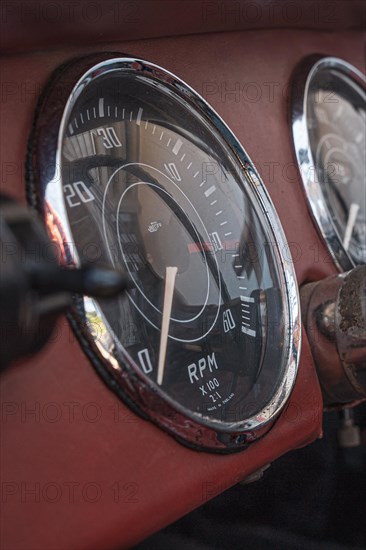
xmin=137 ymin=406 xmax=366 ymax=550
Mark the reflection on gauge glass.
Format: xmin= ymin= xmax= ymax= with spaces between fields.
xmin=292 ymin=56 xmax=366 ymax=270
xmin=27 ymin=54 xmax=300 ymax=452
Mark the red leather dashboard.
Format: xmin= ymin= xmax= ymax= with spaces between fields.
xmin=0 ymin=4 xmax=365 ymax=548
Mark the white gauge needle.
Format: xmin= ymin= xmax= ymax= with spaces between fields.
xmin=157 ymin=266 xmax=178 ymax=386
xmin=343 ymin=202 xmax=360 ymax=251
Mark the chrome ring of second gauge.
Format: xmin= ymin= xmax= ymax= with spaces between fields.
xmin=291 ymin=56 xmax=366 ymax=271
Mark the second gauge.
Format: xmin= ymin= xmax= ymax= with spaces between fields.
xmin=292 ymin=56 xmax=366 ymax=270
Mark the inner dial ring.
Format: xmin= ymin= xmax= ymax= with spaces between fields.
xmin=117 ymin=181 xmax=212 ymax=326
xmin=103 ymin=163 xmax=220 ymax=336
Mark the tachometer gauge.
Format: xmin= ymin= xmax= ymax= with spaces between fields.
xmin=27 ymin=54 xmax=300 ymax=452
xmin=292 ymin=56 xmax=366 ymax=270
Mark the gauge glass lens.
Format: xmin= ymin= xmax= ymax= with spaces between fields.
xmin=306 ymin=64 xmax=366 ymax=265
xmin=57 ymin=67 xmax=290 ymax=425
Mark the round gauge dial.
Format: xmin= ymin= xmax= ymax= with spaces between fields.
xmin=27 ymin=54 xmax=300 ymax=452
xmin=292 ymin=56 xmax=366 ymax=270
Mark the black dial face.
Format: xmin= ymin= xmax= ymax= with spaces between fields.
xmin=30 ymin=56 xmax=299 ymax=449
xmin=306 ymin=67 xmax=366 ymax=265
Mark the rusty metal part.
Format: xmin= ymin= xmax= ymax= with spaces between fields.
xmin=300 ymin=266 xmax=366 ymax=408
